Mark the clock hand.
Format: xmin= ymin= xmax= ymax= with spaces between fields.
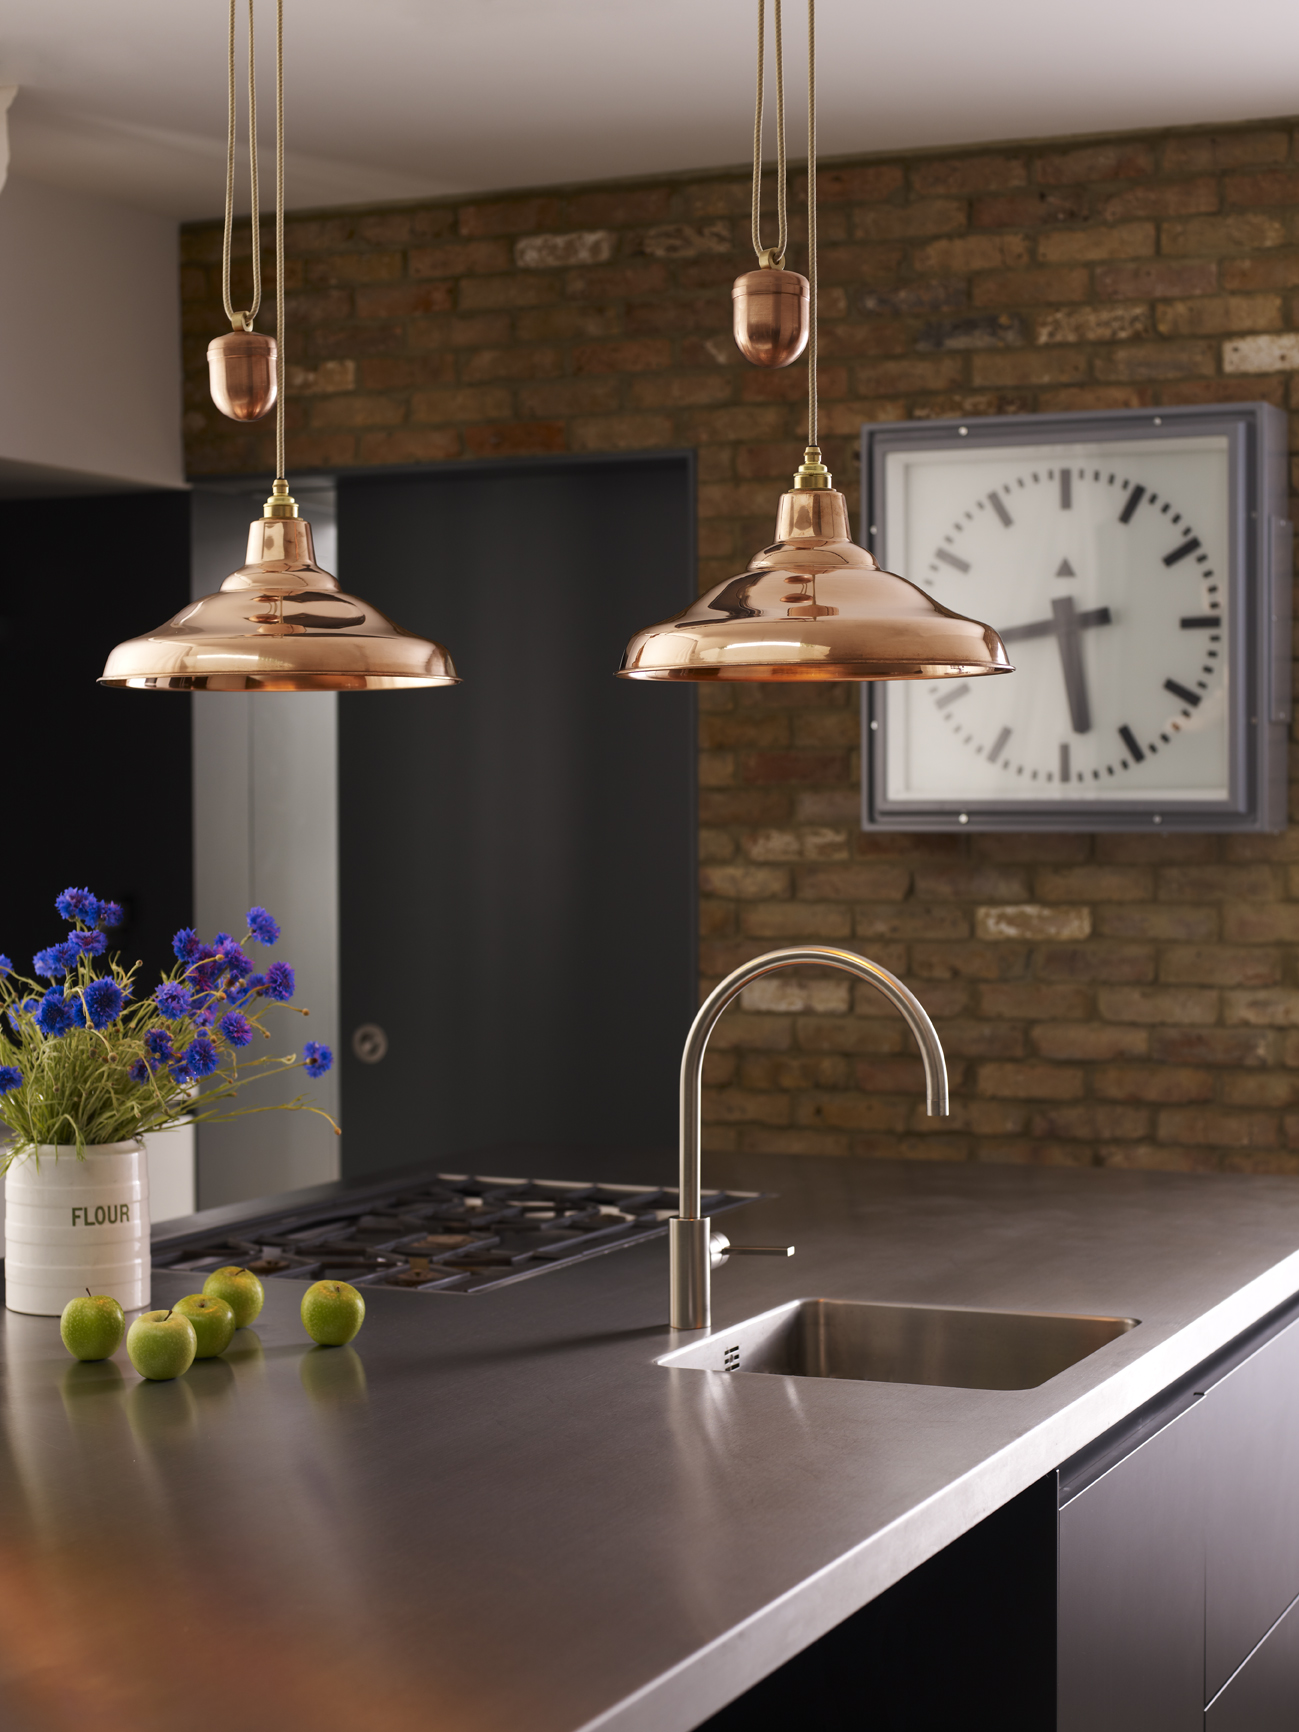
xmin=998 ymin=602 xmax=1113 ymax=736
xmin=1052 ymin=595 xmax=1092 ymax=734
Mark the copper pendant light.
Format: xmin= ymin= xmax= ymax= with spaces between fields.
xmin=208 ymin=0 xmax=277 ymax=422
xmin=620 ymin=0 xmax=1011 ymax=686
xmin=102 ymin=0 xmax=457 ymax=694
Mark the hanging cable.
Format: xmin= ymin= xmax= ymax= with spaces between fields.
xmin=805 ymin=0 xmax=817 ymax=451
xmin=221 ymin=0 xmax=261 ymax=331
xmin=750 ymin=0 xmax=787 ymax=268
xmin=274 ymin=0 xmax=286 ymax=484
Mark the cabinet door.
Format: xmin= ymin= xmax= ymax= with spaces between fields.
xmin=1206 ymin=1592 xmax=1299 ymax=1730
xmin=1202 ymin=1317 xmax=1299 ymax=1699
xmin=1058 ymin=1397 xmax=1206 ymax=1732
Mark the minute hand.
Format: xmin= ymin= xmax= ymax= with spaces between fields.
xmin=999 ymin=599 xmax=1113 ymax=734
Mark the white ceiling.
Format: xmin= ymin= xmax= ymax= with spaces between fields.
xmin=1 ymin=0 xmax=1297 ymax=220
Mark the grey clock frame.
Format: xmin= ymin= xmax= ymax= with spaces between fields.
xmin=860 ymin=402 xmax=1292 ymax=833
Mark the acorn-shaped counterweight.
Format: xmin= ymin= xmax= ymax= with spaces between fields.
xmin=208 ymin=328 xmax=278 ymax=422
xmin=732 ymin=266 xmax=810 ymax=368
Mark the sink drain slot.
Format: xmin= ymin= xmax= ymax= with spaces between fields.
xmin=723 ymin=1344 xmax=741 ymax=1371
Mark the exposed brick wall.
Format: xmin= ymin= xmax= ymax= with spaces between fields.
xmin=182 ymin=117 xmax=1299 ymax=1175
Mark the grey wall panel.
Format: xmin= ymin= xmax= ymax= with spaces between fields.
xmin=1058 ymin=1397 xmax=1206 ymax=1732
xmin=190 ymin=483 xmax=341 ymax=1208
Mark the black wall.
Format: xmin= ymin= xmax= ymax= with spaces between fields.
xmin=0 ymin=491 xmax=193 ymax=985
xmin=337 ymin=455 xmax=696 ymax=1177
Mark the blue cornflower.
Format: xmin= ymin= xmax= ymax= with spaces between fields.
xmin=7 ymin=998 xmax=36 ymax=1033
xmin=262 ymin=962 xmax=295 ymax=1002
xmin=35 ymin=993 xmax=75 ymax=1037
xmin=154 ymin=982 xmax=192 ymax=1018
xmin=0 ymin=956 xmax=11 ymax=977
xmin=68 ymin=997 xmax=87 ymax=1029
xmin=97 ymin=900 xmax=125 ymax=930
xmin=83 ymin=979 xmax=124 ymax=1029
xmin=170 ymin=1060 xmax=195 ymax=1086
xmin=192 ymin=1001 xmax=219 ymax=1028
xmin=302 ymin=1040 xmax=333 ymax=1079
xmin=184 ymin=1035 xmax=220 ymax=1078
xmin=144 ymin=1028 xmax=174 ymax=1067
xmin=219 ymin=1011 xmax=254 ymax=1048
xmin=72 ymin=930 xmax=107 ymax=957
xmin=0 ymin=1066 xmax=21 ymax=1094
xmin=55 ymin=888 xmax=100 ymax=925
xmin=172 ymin=928 xmax=201 ymax=963
xmin=128 ymin=1058 xmax=150 ymax=1085
xmin=247 ymin=906 xmax=280 ymax=946
xmin=34 ymin=940 xmax=80 ymax=979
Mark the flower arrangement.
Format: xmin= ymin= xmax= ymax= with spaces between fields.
xmin=0 ymin=888 xmax=336 ymax=1164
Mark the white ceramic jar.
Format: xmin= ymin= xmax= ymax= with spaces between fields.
xmin=4 ymin=1141 xmax=150 ymax=1316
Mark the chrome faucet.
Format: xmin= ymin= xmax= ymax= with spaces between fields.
xmin=670 ymin=946 xmax=949 ymax=1329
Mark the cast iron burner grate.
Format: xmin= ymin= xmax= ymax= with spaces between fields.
xmin=152 ymin=1173 xmax=758 ymax=1296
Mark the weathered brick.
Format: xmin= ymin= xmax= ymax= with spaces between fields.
xmin=796 ymin=863 xmax=910 ymax=900
xmin=971 ymin=349 xmax=1087 ymax=387
xmin=980 ymin=983 xmax=1092 ymax=1020
xmin=1163 ymin=213 xmax=1288 ymax=255
xmin=1100 ymin=179 xmax=1219 ymax=221
xmin=1096 ymin=906 xmax=1218 ymax=941
xmin=913 ymin=865 xmax=1030 ymax=901
xmin=1036 ymin=865 xmax=1152 ymax=901
xmin=979 ymin=1062 xmax=1084 ymax=1100
xmin=1224 ymin=904 xmax=1299 ymax=942
xmin=1224 ymin=990 xmax=1299 ymax=1028
xmin=1096 ymin=260 xmax=1218 ymax=299
xmin=1164 ymin=131 xmax=1288 ymax=173
xmin=971 ymin=267 xmax=1090 ymax=306
xmin=1094 ymin=1065 xmax=1215 ymax=1103
xmin=1223 ymin=333 xmax=1299 ymax=373
xmin=1160 ymin=864 xmax=1278 ymax=900
xmin=1038 ymin=223 xmax=1156 ymax=262
xmin=972 ymin=191 xmax=1087 ymax=230
xmin=976 ymin=904 xmax=1091 ymax=941
xmin=910 ymin=942 xmax=1028 ymax=981
xmin=1036 ymin=944 xmax=1156 ymax=983
xmin=741 ymin=903 xmax=853 ymax=939
xmin=1035 ymin=304 xmax=1150 ymax=345
xmin=1036 ymin=143 xmax=1155 ymax=184
xmin=1095 ymin=340 xmax=1217 ymax=382
xmin=1156 ymin=294 xmax=1283 ymax=336
xmin=464 ymin=421 xmax=566 ymax=457
xmin=1161 ymin=946 xmax=1282 ymax=986
xmin=1158 ymin=1107 xmax=1279 ymax=1148
xmin=911 ymin=155 xmax=1027 ymax=195
xmin=1098 ymin=987 xmax=1219 ymax=1024
xmin=1152 ymin=1028 xmax=1273 ymax=1067
xmin=356 ymin=428 xmax=460 ymax=464
xmin=1032 ymin=1024 xmax=1149 ymax=1061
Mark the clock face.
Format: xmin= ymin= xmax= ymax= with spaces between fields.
xmin=880 ymin=435 xmax=1232 ymax=806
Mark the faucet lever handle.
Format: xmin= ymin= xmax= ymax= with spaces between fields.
xmin=709 ymin=1231 xmax=795 ymax=1269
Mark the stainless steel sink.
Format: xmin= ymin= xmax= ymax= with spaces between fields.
xmin=658 ymin=1298 xmax=1138 ymax=1391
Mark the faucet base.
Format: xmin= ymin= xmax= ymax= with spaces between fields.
xmin=669 ymin=1217 xmax=711 ymax=1330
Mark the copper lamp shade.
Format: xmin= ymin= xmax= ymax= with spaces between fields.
xmin=619 ymin=481 xmax=1012 ymax=683
xmin=100 ymin=494 xmax=457 ymax=693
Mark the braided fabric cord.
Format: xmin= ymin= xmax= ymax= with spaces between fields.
xmin=806 ymin=0 xmax=817 ymax=447
xmin=220 ymin=0 xmax=261 ymax=329
xmin=750 ymin=0 xmax=787 ymax=265
xmin=274 ymin=0 xmax=286 ymax=482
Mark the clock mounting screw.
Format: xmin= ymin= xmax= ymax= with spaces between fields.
xmin=958 ymin=813 xmax=969 ymax=824
xmin=1153 ymin=416 xmax=1163 ymax=425
xmin=958 ymin=426 xmax=969 ymax=436
xmin=869 ymin=720 xmax=878 ymax=731
xmin=1152 ymin=815 xmax=1162 ymax=824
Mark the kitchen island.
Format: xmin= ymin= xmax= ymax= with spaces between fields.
xmin=3 ymin=1148 xmax=1299 ymax=1731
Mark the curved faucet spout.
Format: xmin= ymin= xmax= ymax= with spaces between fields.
xmin=670 ymin=945 xmax=948 ymax=1330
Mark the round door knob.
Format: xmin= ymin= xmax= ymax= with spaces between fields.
xmin=351 ymin=1024 xmax=388 ymax=1064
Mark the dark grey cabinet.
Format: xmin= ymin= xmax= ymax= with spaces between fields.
xmin=1058 ymin=1297 xmax=1299 ymax=1728
xmin=1058 ymin=1394 xmax=1208 ymax=1731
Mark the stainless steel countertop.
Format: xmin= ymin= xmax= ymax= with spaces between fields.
xmin=4 ymin=1150 xmax=1299 ymax=1732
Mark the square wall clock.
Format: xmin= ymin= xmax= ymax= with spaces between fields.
xmin=860 ymin=403 xmax=1291 ymax=832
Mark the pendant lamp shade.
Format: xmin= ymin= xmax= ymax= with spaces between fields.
xmin=99 ymin=509 xmax=456 ymax=693
xmin=618 ymin=485 xmax=1012 ymax=682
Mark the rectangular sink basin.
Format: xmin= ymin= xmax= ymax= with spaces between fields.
xmin=658 ymin=1298 xmax=1138 ymax=1391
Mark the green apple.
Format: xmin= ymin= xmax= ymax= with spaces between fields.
xmin=126 ymin=1310 xmax=197 ymax=1381
xmin=202 ymin=1265 xmax=265 ymax=1329
xmin=301 ymin=1279 xmax=365 ymax=1346
xmin=59 ymin=1290 xmax=125 ymax=1362
xmin=173 ymin=1292 xmax=237 ymax=1359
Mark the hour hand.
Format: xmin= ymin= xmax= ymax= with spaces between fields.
xmin=999 ymin=600 xmax=1113 ymax=735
